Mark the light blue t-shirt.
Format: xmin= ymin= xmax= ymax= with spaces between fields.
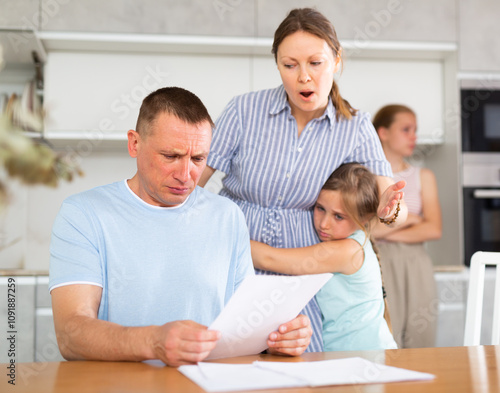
xmin=49 ymin=180 xmax=254 ymax=327
xmin=316 ymin=230 xmax=397 ymax=351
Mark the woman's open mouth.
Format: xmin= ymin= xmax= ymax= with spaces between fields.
xmin=300 ymin=91 xmax=314 ymax=98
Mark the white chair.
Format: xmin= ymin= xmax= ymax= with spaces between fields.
xmin=463 ymin=251 xmax=500 ymax=346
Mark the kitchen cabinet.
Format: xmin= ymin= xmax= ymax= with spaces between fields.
xmin=459 ymin=0 xmax=500 ymax=73
xmin=41 ymin=36 xmax=452 ymax=147
xmin=0 ymin=275 xmax=64 ymax=363
xmin=435 ymin=268 xmax=498 ymax=347
xmin=257 ymin=0 xmax=457 ymax=43
xmin=40 ymin=0 xmax=255 ymax=37
xmin=0 ymin=276 xmax=36 ymax=363
xmin=34 ymin=276 xmax=64 ymax=362
xmin=42 ymin=50 xmax=252 ymax=147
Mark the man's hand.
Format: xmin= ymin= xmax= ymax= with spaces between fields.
xmin=152 ymin=320 xmax=221 ymax=367
xmin=266 ymin=314 xmax=311 ymax=356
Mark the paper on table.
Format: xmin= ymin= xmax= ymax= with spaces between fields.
xmin=178 ymin=358 xmax=435 ymax=392
xmin=254 ymin=357 xmax=435 ymax=386
xmin=179 ymin=362 xmax=304 ymax=392
xmin=206 ymin=273 xmax=332 ymax=360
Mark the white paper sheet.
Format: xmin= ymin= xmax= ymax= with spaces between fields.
xmin=206 ymin=273 xmax=332 ymax=360
xmin=178 ymin=358 xmax=435 ymax=392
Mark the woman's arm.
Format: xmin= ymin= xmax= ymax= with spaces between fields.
xmin=250 ymin=239 xmax=364 ymax=276
xmin=198 ymin=165 xmax=216 ymax=187
xmin=379 ymin=168 xmax=442 ymax=243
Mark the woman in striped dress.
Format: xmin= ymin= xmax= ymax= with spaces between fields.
xmin=199 ymin=8 xmax=407 ymax=352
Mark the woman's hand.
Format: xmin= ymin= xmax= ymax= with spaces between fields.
xmin=378 ymin=179 xmax=406 ymax=222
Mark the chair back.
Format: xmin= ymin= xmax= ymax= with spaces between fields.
xmin=464 ymin=251 xmax=500 ymax=346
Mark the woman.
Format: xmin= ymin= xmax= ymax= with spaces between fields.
xmin=373 ymin=104 xmax=442 ymax=348
xmin=199 ymin=8 xmax=406 ymax=352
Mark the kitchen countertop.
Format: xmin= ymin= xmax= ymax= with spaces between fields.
xmin=0 ymin=269 xmax=48 ymax=276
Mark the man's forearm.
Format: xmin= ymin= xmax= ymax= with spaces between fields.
xmin=56 ymin=315 xmax=157 ymax=362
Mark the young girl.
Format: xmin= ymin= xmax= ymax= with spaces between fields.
xmin=251 ymin=163 xmax=397 ymax=351
xmin=373 ymin=104 xmax=442 ymax=348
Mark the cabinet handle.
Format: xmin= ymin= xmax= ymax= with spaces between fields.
xmin=473 ymin=189 xmax=500 ymax=199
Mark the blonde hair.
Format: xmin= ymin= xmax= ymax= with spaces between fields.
xmin=271 ymin=8 xmax=357 ymax=121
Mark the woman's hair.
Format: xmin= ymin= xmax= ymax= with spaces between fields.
xmin=271 ymin=8 xmax=357 ymax=121
xmin=321 ymin=162 xmax=379 ymax=235
xmin=372 ymin=104 xmax=415 ymax=131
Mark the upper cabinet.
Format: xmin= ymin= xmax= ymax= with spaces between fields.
xmin=459 ymin=0 xmax=500 ymax=73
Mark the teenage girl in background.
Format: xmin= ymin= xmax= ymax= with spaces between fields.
xmin=373 ymin=104 xmax=442 ymax=348
xmin=251 ymin=163 xmax=397 ymax=351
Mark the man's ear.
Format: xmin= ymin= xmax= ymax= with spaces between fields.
xmin=127 ymin=130 xmax=139 ymax=158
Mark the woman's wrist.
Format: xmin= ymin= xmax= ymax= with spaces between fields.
xmin=378 ymin=200 xmax=401 ymax=225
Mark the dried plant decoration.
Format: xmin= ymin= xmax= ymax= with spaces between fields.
xmin=0 ymin=44 xmax=83 ymax=208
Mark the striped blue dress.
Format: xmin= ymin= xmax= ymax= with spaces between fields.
xmin=208 ymin=85 xmax=392 ymax=352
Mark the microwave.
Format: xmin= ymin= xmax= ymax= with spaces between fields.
xmin=462 ymin=89 xmax=500 ymax=152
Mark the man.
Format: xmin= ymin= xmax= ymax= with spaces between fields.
xmin=49 ymin=87 xmax=312 ymax=367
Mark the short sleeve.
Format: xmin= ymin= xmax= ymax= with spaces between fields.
xmin=224 ymin=205 xmax=255 ymax=304
xmin=49 ymin=200 xmax=103 ymax=292
xmin=345 ymin=113 xmax=393 ymax=178
xmin=207 ymin=97 xmax=242 ymax=174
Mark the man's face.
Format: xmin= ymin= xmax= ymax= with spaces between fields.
xmin=128 ymin=112 xmax=212 ymax=207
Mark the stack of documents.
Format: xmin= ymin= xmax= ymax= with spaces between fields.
xmin=179 ymin=357 xmax=435 ymax=391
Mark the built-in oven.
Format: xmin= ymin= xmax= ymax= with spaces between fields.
xmin=462 ymin=154 xmax=500 ymax=265
xmin=462 ymin=89 xmax=500 ymax=152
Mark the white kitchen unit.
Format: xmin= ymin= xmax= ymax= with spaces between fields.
xmin=435 ymin=267 xmax=499 ymax=347
xmin=41 ymin=33 xmax=450 ymax=146
xmin=0 ymin=275 xmax=64 ymax=363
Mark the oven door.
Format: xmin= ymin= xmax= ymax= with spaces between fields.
xmin=463 ymin=187 xmax=500 ymax=265
xmin=461 ymin=89 xmax=500 ymax=152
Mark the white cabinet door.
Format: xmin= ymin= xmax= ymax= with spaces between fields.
xmin=0 ymin=277 xmax=36 ymax=363
xmin=338 ymin=58 xmax=444 ymax=144
xmin=43 ymin=51 xmax=251 ymax=137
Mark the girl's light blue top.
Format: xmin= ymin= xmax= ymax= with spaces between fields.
xmin=316 ymin=230 xmax=397 ymax=351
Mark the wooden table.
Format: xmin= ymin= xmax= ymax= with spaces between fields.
xmin=2 ymin=346 xmax=499 ymax=392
